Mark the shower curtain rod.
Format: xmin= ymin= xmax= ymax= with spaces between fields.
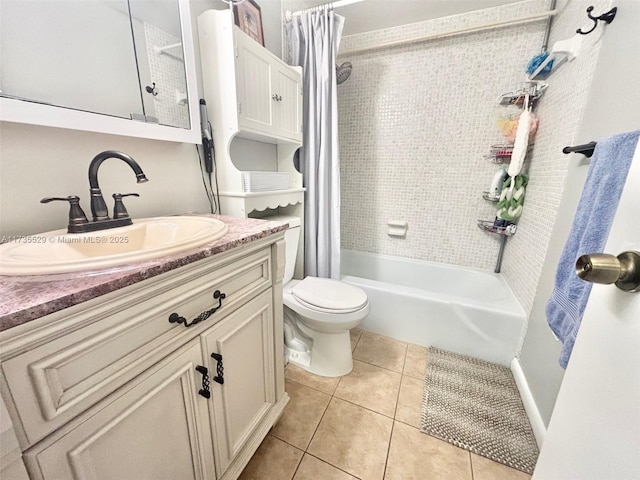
xmin=338 ymin=10 xmax=558 ymax=56
xmin=285 ymin=0 xmax=365 ymax=20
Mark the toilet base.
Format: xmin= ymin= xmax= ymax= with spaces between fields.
xmin=285 ymin=324 xmax=354 ymax=377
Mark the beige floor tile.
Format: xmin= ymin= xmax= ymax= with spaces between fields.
xmin=471 ymin=453 xmax=532 ymax=480
xmin=238 ymin=435 xmax=303 ymax=480
xmin=293 ymin=454 xmax=358 ymax=480
xmin=271 ymin=380 xmax=331 ymax=450
xmin=403 ymin=343 xmax=428 ymax=379
xmin=308 ymin=397 xmax=393 ymax=480
xmin=353 ymin=331 xmax=407 ymax=372
xmin=395 ymin=375 xmax=423 ymax=428
xmin=350 ymin=328 xmax=362 ymax=352
xmin=334 ymin=360 xmax=401 ymax=417
xmin=385 ymin=422 xmax=472 ymax=480
xmin=285 ymin=364 xmax=340 ymax=395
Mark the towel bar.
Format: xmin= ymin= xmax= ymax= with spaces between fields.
xmin=563 ymin=141 xmax=597 ymax=157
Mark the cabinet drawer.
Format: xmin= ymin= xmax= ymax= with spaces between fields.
xmin=3 ymin=248 xmax=272 ymax=446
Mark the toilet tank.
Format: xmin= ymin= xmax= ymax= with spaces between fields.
xmin=265 ymin=215 xmax=300 ymax=284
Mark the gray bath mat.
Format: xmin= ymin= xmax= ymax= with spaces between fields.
xmin=420 ymin=347 xmax=539 ymax=474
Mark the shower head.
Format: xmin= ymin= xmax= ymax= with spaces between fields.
xmin=336 ymin=61 xmax=352 ymax=85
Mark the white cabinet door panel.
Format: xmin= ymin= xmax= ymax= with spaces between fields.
xmin=274 ymin=65 xmax=302 ymax=141
xmin=202 ymin=289 xmax=274 ymax=476
xmin=27 ymin=340 xmax=215 ymax=480
xmin=235 ymin=32 xmax=272 ymax=134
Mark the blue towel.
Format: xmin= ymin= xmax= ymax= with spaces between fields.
xmin=546 ymin=130 xmax=640 ymax=369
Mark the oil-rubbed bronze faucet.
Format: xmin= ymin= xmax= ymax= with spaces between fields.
xmin=88 ymin=150 xmax=148 ymax=221
xmin=41 ymin=151 xmax=148 ymax=233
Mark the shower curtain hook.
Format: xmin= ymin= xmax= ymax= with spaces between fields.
xmin=576 ymin=6 xmax=617 ymax=35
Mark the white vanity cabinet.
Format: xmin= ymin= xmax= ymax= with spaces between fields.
xmin=0 ymin=234 xmax=287 ymax=480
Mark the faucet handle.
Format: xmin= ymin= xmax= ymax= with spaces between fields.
xmin=112 ymin=193 xmax=139 ymax=219
xmin=41 ymin=196 xmax=89 ymax=230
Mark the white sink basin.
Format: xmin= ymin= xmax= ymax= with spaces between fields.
xmin=0 ymin=216 xmax=228 ymax=275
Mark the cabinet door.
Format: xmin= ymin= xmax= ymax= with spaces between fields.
xmin=273 ymin=65 xmax=302 ymax=141
xmin=235 ymin=31 xmax=273 ymax=135
xmin=27 ymin=340 xmax=215 ymax=480
xmin=201 ymin=290 xmax=275 ymax=476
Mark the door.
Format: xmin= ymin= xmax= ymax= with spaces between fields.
xmin=532 ymin=141 xmax=640 ymax=478
xmin=28 ymin=340 xmax=215 ymax=480
xmin=201 ymin=290 xmax=275 ymax=477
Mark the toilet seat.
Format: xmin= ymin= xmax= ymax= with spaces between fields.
xmin=290 ymin=277 xmax=368 ymax=313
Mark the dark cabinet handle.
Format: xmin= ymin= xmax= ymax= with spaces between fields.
xmin=168 ymin=290 xmax=226 ymax=328
xmin=195 ymin=365 xmax=211 ymax=399
xmin=211 ymin=353 xmax=224 ymax=385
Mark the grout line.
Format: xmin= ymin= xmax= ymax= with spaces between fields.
xmin=285 ymin=376 xmax=338 ymax=396
xmin=469 ymin=451 xmax=476 ymax=480
xmin=332 ymin=395 xmax=397 ymax=420
xmin=305 ymin=452 xmax=363 ymax=479
xmin=393 ymin=345 xmax=411 ymax=420
xmin=348 ymin=358 xmax=402 ymax=378
xmin=289 ymin=451 xmax=304 ymax=480
xmin=304 ymin=391 xmax=333 ymax=450
xmin=267 ymin=433 xmax=305 ymax=454
xmin=382 ymin=418 xmax=396 ymax=479
xmin=264 ymin=434 xmax=305 ymax=480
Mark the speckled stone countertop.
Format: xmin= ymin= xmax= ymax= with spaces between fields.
xmin=0 ymin=215 xmax=287 ymax=332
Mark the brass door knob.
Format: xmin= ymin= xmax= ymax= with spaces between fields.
xmin=576 ymin=251 xmax=640 ymax=292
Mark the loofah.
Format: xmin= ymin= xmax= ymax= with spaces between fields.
xmin=497 ymin=174 xmax=529 ymax=221
xmin=496 ymin=108 xmax=539 ymax=143
xmin=527 ymin=51 xmax=555 ymax=78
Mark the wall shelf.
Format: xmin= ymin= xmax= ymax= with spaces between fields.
xmin=483 ymin=144 xmax=513 ymax=164
xmin=217 ymin=189 xmax=305 ymax=216
xmin=477 ymin=220 xmax=517 ymax=236
xmin=482 ymin=192 xmax=501 ymax=203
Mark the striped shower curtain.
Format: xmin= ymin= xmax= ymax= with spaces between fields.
xmin=286 ymin=8 xmax=345 ymax=279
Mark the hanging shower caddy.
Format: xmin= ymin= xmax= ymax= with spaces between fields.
xmin=478 ymin=81 xmax=546 ymax=273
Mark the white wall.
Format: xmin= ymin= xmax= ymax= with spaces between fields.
xmin=518 ymin=0 xmax=640 ymax=426
xmin=0 ymin=0 xmax=284 ymax=238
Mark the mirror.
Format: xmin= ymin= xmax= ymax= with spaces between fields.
xmin=0 ymin=0 xmax=200 ymax=143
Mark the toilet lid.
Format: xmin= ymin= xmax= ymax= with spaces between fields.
xmin=291 ymin=277 xmax=368 ymax=313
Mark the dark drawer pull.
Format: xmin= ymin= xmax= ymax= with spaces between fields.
xmin=195 ymin=365 xmax=211 ymax=399
xmin=211 ymin=353 xmax=224 ymax=385
xmin=168 ymin=290 xmax=226 ymax=328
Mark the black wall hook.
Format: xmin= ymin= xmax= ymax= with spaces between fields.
xmin=577 ymin=6 xmax=617 ymax=35
xmin=145 ymin=82 xmax=158 ymax=96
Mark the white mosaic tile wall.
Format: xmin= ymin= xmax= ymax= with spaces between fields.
xmin=144 ymin=23 xmax=190 ymax=129
xmin=499 ymin=0 xmax=611 ymax=314
xmin=338 ymin=0 xmax=549 ymax=272
xmin=283 ymin=0 xmax=609 ymax=316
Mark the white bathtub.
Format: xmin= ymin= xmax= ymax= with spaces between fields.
xmin=341 ymin=250 xmax=526 ymax=366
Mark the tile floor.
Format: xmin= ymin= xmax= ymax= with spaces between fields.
xmin=239 ymin=330 xmax=532 ymax=480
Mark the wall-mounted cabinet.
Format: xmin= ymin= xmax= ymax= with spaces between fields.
xmin=0 ymin=0 xmax=201 ymax=143
xmin=235 ymin=31 xmax=302 ymax=142
xmin=198 ymin=9 xmax=305 ymax=277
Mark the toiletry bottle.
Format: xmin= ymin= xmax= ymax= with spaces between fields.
xmin=489 ymin=166 xmax=508 ymax=198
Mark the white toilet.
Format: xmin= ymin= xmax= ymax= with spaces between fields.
xmin=271 ymin=215 xmax=369 ymax=377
